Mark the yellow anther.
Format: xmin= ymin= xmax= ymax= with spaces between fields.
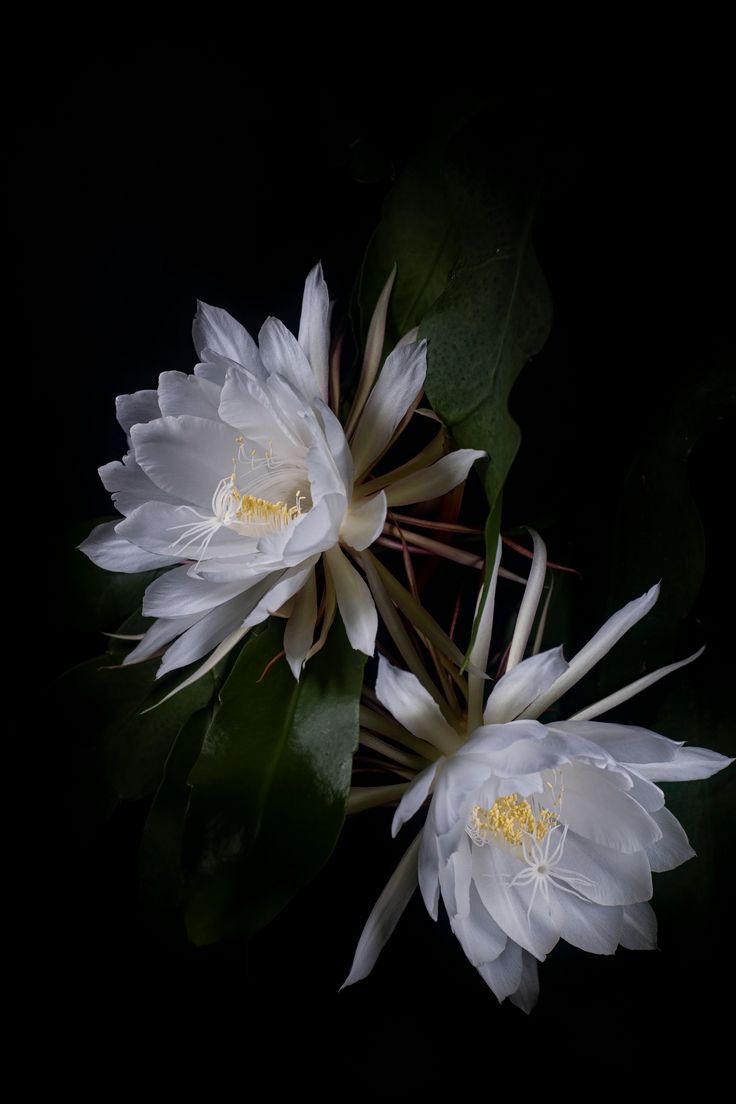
xmin=470 ymin=794 xmax=558 ymax=847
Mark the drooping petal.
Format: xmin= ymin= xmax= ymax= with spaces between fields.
xmin=193 ymin=300 xmax=262 ymax=373
xmin=349 ymin=340 xmax=427 ymax=479
xmin=155 ymin=583 xmax=273 ymax=677
xmin=631 ymin=746 xmax=734 ymax=782
xmin=519 ymin=584 xmax=661 ymax=720
xmin=375 ymin=657 xmax=460 ymax=755
xmin=340 ymin=834 xmax=419 ymax=989
xmin=79 ymin=522 xmax=178 ymax=573
xmin=418 ymin=823 xmax=441 ymax=920
xmin=99 ymin=453 xmax=183 ymax=516
xmin=259 ymin=316 xmax=319 ymax=402
xmin=391 ymin=759 xmax=441 ymax=837
xmin=506 ymin=529 xmax=548 ymax=672
xmin=123 ymin=612 xmax=203 ymax=666
xmin=340 ymin=492 xmax=387 ymax=551
xmin=570 ymin=647 xmax=705 ymax=721
xmin=451 ymin=882 xmax=507 ymax=966
xmin=132 ymin=415 xmax=243 ymax=510
xmin=477 ymin=938 xmax=525 ymax=1003
xmin=383 ymin=449 xmax=485 ymax=508
xmin=324 ymin=545 xmax=377 ymax=657
xmin=142 ymin=563 xmax=263 ymax=618
xmin=644 ymin=806 xmax=695 ymax=872
xmin=283 ymin=566 xmax=318 ymax=679
xmin=484 ymin=647 xmax=568 ymax=724
xmin=156 ymin=370 xmax=222 ymax=420
xmin=558 ymin=895 xmax=622 ymax=955
xmin=619 ymin=902 xmax=658 ymax=950
xmin=116 ymin=390 xmax=160 ymax=436
xmin=509 ymin=951 xmax=540 ymax=1014
xmin=297 ymin=262 xmax=330 ymax=402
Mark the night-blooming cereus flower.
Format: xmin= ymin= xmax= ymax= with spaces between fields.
xmin=80 ymin=266 xmax=484 ymax=690
xmin=342 ymin=532 xmax=732 ymax=1011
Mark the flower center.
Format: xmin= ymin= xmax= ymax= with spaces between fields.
xmin=467 ymin=794 xmax=558 ymax=848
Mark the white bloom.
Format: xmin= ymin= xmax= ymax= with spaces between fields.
xmin=80 ymin=265 xmax=484 ymax=687
xmin=343 ymin=532 xmax=732 ymax=1011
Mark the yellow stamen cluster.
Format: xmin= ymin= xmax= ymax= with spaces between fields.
xmin=470 ymin=795 xmax=558 ymax=847
xmin=229 ymin=485 xmax=304 ymax=528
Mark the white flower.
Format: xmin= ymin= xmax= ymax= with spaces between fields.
xmin=80 ymin=265 xmax=484 ymax=688
xmin=342 ymin=532 xmax=732 ymax=1011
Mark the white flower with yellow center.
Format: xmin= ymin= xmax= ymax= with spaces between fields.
xmin=80 ymin=266 xmax=484 ymax=689
xmin=342 ymin=533 xmax=732 ymax=1011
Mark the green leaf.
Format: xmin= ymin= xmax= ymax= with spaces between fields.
xmin=56 ymin=651 xmax=224 ymax=826
xmin=421 ymin=126 xmax=553 ymax=514
xmin=600 ymin=369 xmax=734 ymax=692
xmin=355 ymin=144 xmax=459 ymax=356
xmin=138 ymin=706 xmax=213 ymax=944
xmin=183 ymin=616 xmax=366 ymax=945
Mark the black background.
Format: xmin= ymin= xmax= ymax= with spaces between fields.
xmin=15 ymin=47 xmax=734 ymax=1088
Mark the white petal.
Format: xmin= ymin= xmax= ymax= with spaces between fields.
xmin=440 ymin=833 xmax=472 ymax=919
xmin=116 ymin=501 xmax=258 ymax=562
xmin=520 ymin=584 xmax=661 ymax=719
xmin=508 ymin=950 xmax=540 ymax=1013
xmin=451 ymin=882 xmax=507 ymax=966
xmin=550 ymin=763 xmax=662 ymax=853
xmin=241 ymin=560 xmax=319 ymax=635
xmin=559 ymin=830 xmax=653 ymax=905
xmin=123 ymin=612 xmax=202 ymax=665
xmin=620 ymin=902 xmax=658 ymax=950
xmin=283 ymin=567 xmax=317 ymax=679
xmin=340 ymin=492 xmax=387 ymax=551
xmin=484 ymin=647 xmax=568 ymax=724
xmin=506 ymin=529 xmax=548 ymax=672
xmin=350 ymin=340 xmax=427 ymax=478
xmin=324 ymin=545 xmax=377 ymax=656
xmin=157 ymin=370 xmax=222 ymax=420
xmin=460 ymin=718 xmax=550 ymax=759
xmin=473 ymin=845 xmax=561 ymax=959
xmin=341 ymin=834 xmax=419 ymax=989
xmin=278 ymin=494 xmax=345 ymax=566
xmin=100 ymin=453 xmax=183 ymax=516
xmin=142 ymin=563 xmax=262 ymax=618
xmin=391 ymin=760 xmax=441 ymax=837
xmin=375 ymin=656 xmax=459 ymax=753
xmin=418 ymin=825 xmax=441 ymax=920
xmin=116 ymin=390 xmax=160 ymax=436
xmin=644 ymin=806 xmax=695 ymax=871
xmin=570 ymin=647 xmax=705 ymax=721
xmin=313 ymin=397 xmax=353 ymax=490
xmin=156 ymin=585 xmax=272 ymax=677
xmin=552 ymin=720 xmax=681 ymax=765
xmin=558 ymin=895 xmax=622 ymax=955
xmin=477 ymin=938 xmax=525 ymax=1003
xmin=467 ymin=537 xmax=502 ymax=732
xmin=218 ymin=365 xmax=306 ymax=454
xmin=632 ymin=746 xmax=734 ymax=781
xmin=259 ymin=316 xmax=319 ymax=402
xmin=132 ymin=415 xmax=242 ymax=510
xmin=384 ymin=449 xmax=485 ymax=508
xmin=193 ymin=300 xmax=262 ymax=372
xmin=79 ymin=522 xmax=177 ymax=573
xmin=298 ymin=262 xmax=330 ymax=402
